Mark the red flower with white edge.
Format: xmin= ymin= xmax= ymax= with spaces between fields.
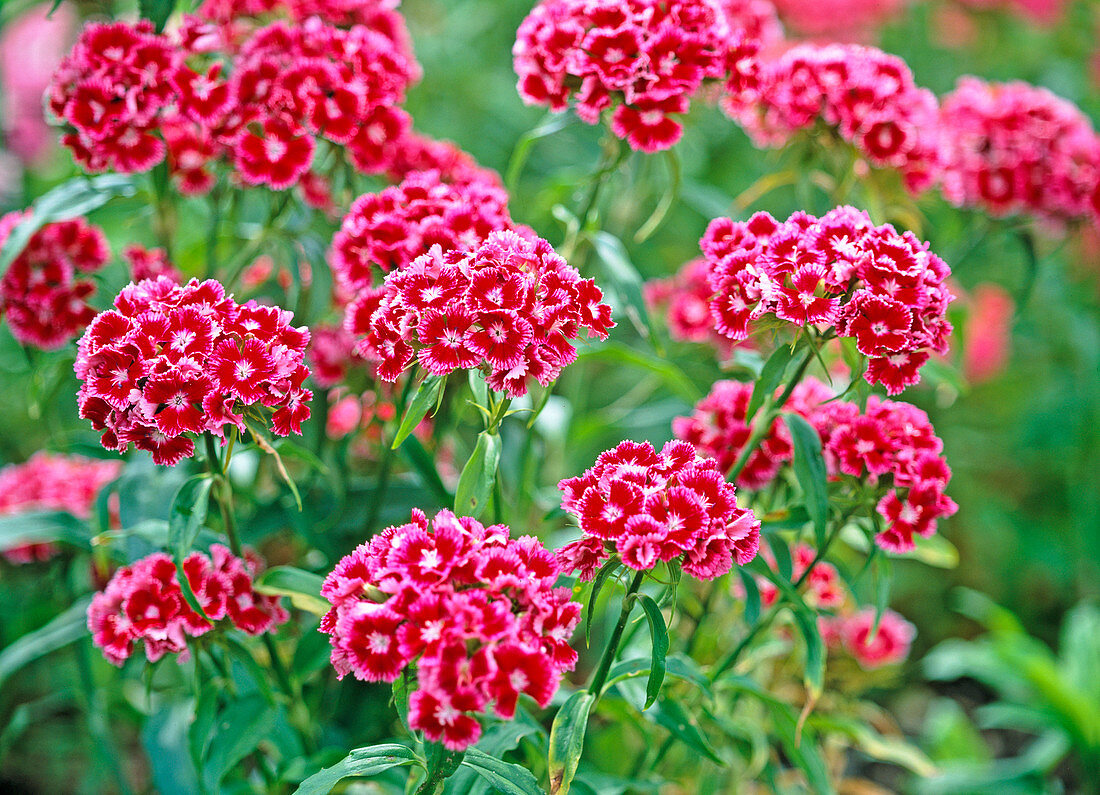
xmin=142 ymin=374 xmax=209 ymax=436
xmin=234 ymin=118 xmax=315 ymax=190
xmin=610 ymin=96 xmax=689 ymax=154
xmin=212 ymin=337 xmax=276 ymax=403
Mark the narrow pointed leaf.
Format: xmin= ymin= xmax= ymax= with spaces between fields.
xmin=293 ymin=743 xmax=421 ymax=794
xmin=589 ymin=231 xmax=658 ymax=343
xmin=637 ymin=594 xmax=669 ymax=710
xmin=784 ymin=413 xmax=829 ymax=548
xmin=460 ymin=749 xmax=543 ymax=795
xmin=454 ymin=431 xmax=501 ymax=519
xmin=0 ymin=597 xmax=92 ymax=690
xmin=392 ymin=374 xmax=444 ymax=450
xmin=254 ymin=566 xmax=328 ymax=615
xmin=585 ymin=559 xmax=619 ymax=647
xmin=747 ymin=345 xmax=795 ymax=421
xmin=548 ymin=690 xmax=596 ymax=795
xmin=652 ymin=698 xmax=723 ymax=765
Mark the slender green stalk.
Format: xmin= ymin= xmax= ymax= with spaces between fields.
xmin=588 ymin=570 xmax=646 ymax=697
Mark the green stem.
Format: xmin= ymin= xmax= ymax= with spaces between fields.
xmin=204 ymin=434 xmax=242 ymax=556
xmin=588 ymin=570 xmax=646 ymax=697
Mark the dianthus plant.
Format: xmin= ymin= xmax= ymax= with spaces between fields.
xmin=0 ymin=0 xmax=994 ymax=792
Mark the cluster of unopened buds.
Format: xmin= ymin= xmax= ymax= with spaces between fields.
xmin=676 ymin=376 xmax=958 ymax=552
xmin=75 ymin=277 xmax=312 ymax=466
xmin=699 ymin=206 xmax=954 ymax=394
xmin=329 ymin=169 xmax=519 ymax=297
xmin=557 ymin=439 xmax=760 ymax=579
xmin=0 ymin=213 xmax=110 ymax=349
xmin=88 ymin=545 xmax=288 ymax=665
xmin=514 ymin=0 xmax=765 ymax=152
xmin=0 ymin=453 xmax=122 ymax=564
xmin=320 ymin=509 xmax=580 ymax=750
xmin=46 ymin=6 xmax=418 ymax=192
xmin=346 ymin=230 xmax=613 ymax=397
xmin=726 ymin=43 xmax=942 ymax=193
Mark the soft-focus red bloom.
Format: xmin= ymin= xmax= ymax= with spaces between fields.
xmin=320 ymin=509 xmax=580 ymax=750
xmin=347 ymin=231 xmax=613 ymax=398
xmin=0 ymin=212 xmax=110 ymax=349
xmin=0 ymin=453 xmax=121 ymax=564
xmin=839 ymin=607 xmax=915 ymax=668
xmin=698 ymin=207 xmax=954 ymax=394
xmin=381 ymin=130 xmax=505 ymax=186
xmin=742 ymin=542 xmax=845 ymax=610
xmin=645 ymin=257 xmax=738 ymax=355
xmin=124 ymin=245 xmax=182 ymax=283
xmin=329 ymin=170 xmax=517 ymax=296
xmin=727 ymin=44 xmax=941 ymax=194
xmin=961 ymin=283 xmax=1014 ymax=383
xmin=514 ymin=0 xmax=765 ymax=152
xmin=558 ymin=440 xmax=759 ymax=580
xmin=770 ymin=0 xmax=907 ymax=42
xmin=938 ymin=77 xmax=1100 ymax=226
xmin=88 ymin=545 xmax=288 ymax=665
xmin=75 ymin=278 xmax=311 ymax=465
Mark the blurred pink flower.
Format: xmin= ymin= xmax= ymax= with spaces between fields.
xmin=963 ymin=283 xmax=1014 ymax=384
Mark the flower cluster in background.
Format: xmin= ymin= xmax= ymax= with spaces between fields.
xmin=329 ymin=169 xmax=518 ymax=297
xmin=46 ymin=12 xmax=418 ymax=192
xmin=676 ymin=376 xmax=957 ymax=552
xmin=769 ymin=0 xmax=908 ymax=42
xmin=0 ymin=453 xmax=122 ymax=564
xmin=514 ymin=0 xmax=765 ymax=152
xmin=88 ymin=546 xmax=288 ymax=665
xmin=346 ymin=230 xmax=613 ymax=396
xmin=557 ymin=439 xmax=760 ymax=579
xmin=320 ymin=509 xmax=580 ymax=750
xmin=726 ymin=43 xmax=941 ymax=193
xmin=643 ymin=257 xmax=737 ymax=355
xmin=75 ymin=277 xmax=312 ymax=466
xmin=938 ymin=77 xmax=1100 ymax=225
xmin=0 ymin=213 xmax=110 ymax=349
xmin=700 ymin=206 xmax=954 ymax=394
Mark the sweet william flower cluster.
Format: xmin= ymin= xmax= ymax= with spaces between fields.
xmin=0 ymin=213 xmax=110 ymax=349
xmin=320 ymin=509 xmax=580 ymax=751
xmin=514 ymin=0 xmax=764 ymax=152
xmin=88 ymin=545 xmax=288 ymax=665
xmin=557 ymin=440 xmax=760 ymax=580
xmin=701 ymin=206 xmax=954 ymax=394
xmin=346 ymin=230 xmax=613 ymax=397
xmin=75 ymin=277 xmax=311 ymax=466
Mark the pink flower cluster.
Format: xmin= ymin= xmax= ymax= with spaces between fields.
xmin=727 ymin=44 xmax=941 ymax=193
xmin=380 ymin=131 xmax=507 ymax=187
xmin=672 ymin=378 xmax=831 ymax=489
xmin=198 ymin=0 xmax=414 ymax=42
xmin=329 ymin=170 xmax=518 ymax=297
xmin=557 ymin=440 xmax=760 ymax=580
xmin=700 ymin=206 xmax=953 ymax=394
xmin=644 ymin=257 xmax=736 ymax=355
xmin=0 ymin=212 xmax=110 ymax=349
xmin=514 ymin=0 xmax=764 ymax=152
xmin=47 ymin=14 xmax=417 ymax=192
xmin=752 ymin=542 xmax=845 ymax=610
xmin=320 ymin=509 xmax=580 ymax=751
xmin=675 ymin=376 xmax=957 ymax=552
xmin=769 ymin=0 xmax=908 ymax=42
xmin=0 ymin=453 xmax=122 ymax=564
xmin=88 ymin=545 xmax=288 ymax=665
xmin=124 ymin=244 xmax=183 ymax=284
xmin=822 ymin=607 xmax=915 ymax=669
xmin=346 ymin=230 xmax=613 ymax=397
xmin=75 ymin=277 xmax=312 ymax=466
xmin=938 ymin=77 xmax=1100 ymax=225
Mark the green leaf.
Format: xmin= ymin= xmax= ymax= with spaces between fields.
xmin=548 ymin=690 xmax=596 ymax=795
xmin=871 ymin=554 xmax=893 ymax=641
xmin=602 ymin=654 xmax=712 ymax=699
xmin=589 ymin=231 xmax=658 ymax=343
xmin=585 ymin=559 xmax=620 ymax=647
xmin=201 ymin=695 xmax=277 ymax=791
xmin=0 ymin=175 xmax=136 ymax=275
xmin=392 ymin=374 xmax=444 ymax=449
xmin=398 ymin=435 xmax=453 ymax=507
xmin=454 ymin=431 xmax=501 ymax=519
xmin=792 ymin=608 xmax=825 ymax=699
xmin=783 ymin=413 xmax=829 ymax=548
xmin=138 ymin=0 xmax=176 ymax=31
xmin=747 ymin=345 xmax=795 ymax=421
xmin=738 ymin=569 xmax=761 ymax=626
xmin=909 ymin=533 xmax=960 ymax=569
xmin=506 ymin=112 xmax=574 ymax=192
xmin=169 ymin=475 xmax=214 ymax=561
xmin=651 ymin=698 xmax=723 ymax=765
xmin=469 ymin=369 xmax=490 ymax=410
xmin=0 ymin=510 xmax=90 ymax=550
xmin=293 ymin=743 xmax=421 ymax=794
xmin=253 ymin=566 xmax=328 ymax=615
xmin=636 ymin=594 xmax=669 ymax=710
xmin=0 ymin=597 xmax=92 ymax=691
xmin=460 ymin=749 xmax=543 ymax=795
xmin=771 ymin=539 xmax=793 ymax=583
xmin=576 ymin=343 xmax=701 ymax=403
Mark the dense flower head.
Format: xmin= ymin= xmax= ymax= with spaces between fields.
xmin=88 ymin=545 xmax=288 ymax=665
xmin=74 ymin=277 xmax=312 ymax=466
xmin=675 ymin=376 xmax=957 ymax=552
xmin=320 ymin=509 xmax=580 ymax=750
xmin=48 ymin=14 xmax=418 ymax=192
xmin=124 ymin=244 xmax=183 ymax=283
xmin=727 ymin=43 xmax=941 ymax=193
xmin=557 ymin=439 xmax=760 ymax=579
xmin=769 ymin=0 xmax=907 ymax=42
xmin=700 ymin=206 xmax=954 ymax=394
xmin=0 ymin=453 xmax=122 ymax=564
xmin=346 ymin=230 xmax=613 ymax=397
xmin=938 ymin=77 xmax=1100 ymax=225
xmin=380 ymin=130 xmax=505 ymax=186
xmin=0 ymin=212 xmax=110 ymax=349
xmin=329 ymin=170 xmax=518 ymax=296
xmin=514 ymin=0 xmax=765 ymax=152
